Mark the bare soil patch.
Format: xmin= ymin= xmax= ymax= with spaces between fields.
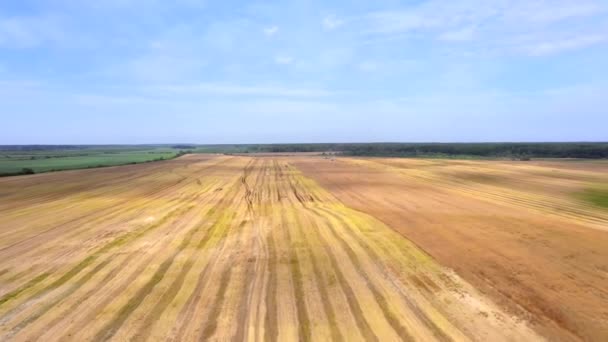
xmin=293 ymin=157 xmax=608 ymax=341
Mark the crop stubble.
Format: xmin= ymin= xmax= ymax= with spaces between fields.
xmin=293 ymin=157 xmax=608 ymax=341
xmin=0 ymin=155 xmax=547 ymax=341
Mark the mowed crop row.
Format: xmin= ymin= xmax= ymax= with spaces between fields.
xmin=293 ymin=157 xmax=608 ymax=341
xmin=0 ymin=155 xmax=539 ymax=341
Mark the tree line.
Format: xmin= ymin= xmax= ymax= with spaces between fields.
xmin=210 ymin=143 xmax=608 ymax=159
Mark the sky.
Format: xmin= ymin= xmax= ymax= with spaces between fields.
xmin=1 ymin=0 xmax=607 ymax=144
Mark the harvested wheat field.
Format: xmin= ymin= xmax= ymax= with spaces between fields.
xmin=0 ymin=155 xmax=606 ymax=341
xmin=294 ymin=157 xmax=608 ymax=341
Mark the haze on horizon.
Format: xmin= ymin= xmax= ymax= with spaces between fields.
xmin=1 ymin=0 xmax=607 ymax=144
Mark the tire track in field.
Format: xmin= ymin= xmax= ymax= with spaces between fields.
xmin=304 ymin=215 xmax=379 ymax=342
xmin=28 ymin=254 xmax=135 ymax=341
xmin=0 ymin=156 xmax=547 ymax=341
xmin=233 ymin=160 xmax=268 ymax=342
xmin=300 ymin=164 xmax=468 ymax=341
xmin=169 ymin=208 xmax=241 ymax=341
xmin=1 ymin=188 xmax=202 ymax=288
xmin=0 ymin=196 xmax=202 ymax=334
xmin=55 ymin=206 xmax=203 ymax=341
xmin=1 ymin=259 xmax=113 ymax=340
xmin=198 ymin=161 xmax=258 ymax=340
xmin=296 ymin=207 xmax=344 ymax=341
xmin=94 ymin=161 xmax=253 ymax=341
xmin=0 ymin=159 xmax=230 ymax=288
xmin=281 ymin=201 xmax=312 ymax=342
xmin=282 ymin=164 xmax=414 ymax=341
xmin=171 ymin=161 xmax=255 ymax=340
xmin=0 ymin=180 xmax=177 ymax=275
xmin=278 ymin=161 xmax=378 ymax=341
xmin=0 ymin=172 xmax=217 ymax=328
xmin=3 ymin=156 xmax=227 ymax=245
xmin=0 ymin=202 xmax=193 ymax=317
xmin=0 ymin=167 xmax=176 ymax=247
xmin=262 ymin=160 xmax=284 ymax=342
xmin=0 ymin=157 xmax=230 ymax=258
xmin=198 ymin=207 xmax=250 ymax=340
xmin=138 ymin=159 xmax=261 ymax=341
xmin=92 ymin=252 xmax=182 ymax=341
xmin=0 ymin=162 xmax=166 ymax=212
xmin=41 ymin=178 xmax=225 ymax=338
xmin=200 ymin=267 xmax=234 ymax=340
xmin=132 ymin=215 xmax=226 ymax=340
xmin=61 ymin=162 xmax=245 ymax=341
xmin=309 ymin=206 xmax=414 ymax=341
xmin=276 ymin=164 xmax=344 ymax=341
xmin=313 ymin=205 xmax=454 ymax=342
xmin=264 ymin=224 xmax=279 ymax=342
xmin=0 ymin=156 xmax=232 ymax=339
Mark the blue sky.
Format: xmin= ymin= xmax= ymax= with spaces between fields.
xmin=1 ymin=0 xmax=607 ymax=144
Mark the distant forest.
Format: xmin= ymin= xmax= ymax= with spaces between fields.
xmin=2 ymin=143 xmax=607 ymax=159
xmin=201 ymin=142 xmax=608 ymax=159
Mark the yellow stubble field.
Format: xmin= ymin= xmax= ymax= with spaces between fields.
xmin=1 ymin=154 xmax=606 ymax=341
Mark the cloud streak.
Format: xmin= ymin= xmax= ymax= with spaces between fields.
xmin=351 ymin=0 xmax=607 ymax=56
xmin=0 ymin=15 xmax=66 ymax=48
xmin=322 ymin=16 xmax=344 ymax=30
xmin=526 ymin=35 xmax=606 ymax=56
xmin=145 ymin=83 xmax=335 ymax=98
xmin=274 ymin=55 xmax=293 ymax=65
xmin=1 ymin=0 xmax=607 ymax=143
xmin=263 ymin=26 xmax=279 ymax=36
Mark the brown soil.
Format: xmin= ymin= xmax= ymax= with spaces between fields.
xmin=293 ymin=157 xmax=608 ymax=341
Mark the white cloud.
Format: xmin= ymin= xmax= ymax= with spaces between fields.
xmin=263 ymin=25 xmax=279 ymax=36
xmin=274 ymin=55 xmax=294 ymax=65
xmin=0 ymin=79 xmax=44 ymax=89
xmin=364 ymin=10 xmax=434 ymax=34
xmin=316 ymin=48 xmax=354 ymax=68
xmin=146 ymin=82 xmax=334 ymax=97
xmin=322 ymin=16 xmax=344 ymax=30
xmin=127 ymin=55 xmax=208 ymax=81
xmin=0 ymin=15 xmax=65 ymax=48
xmin=526 ymin=34 xmax=606 ymax=56
xmin=75 ymin=0 xmax=207 ymax=11
xmin=357 ymin=0 xmax=607 ymax=56
xmin=363 ymin=0 xmax=605 ymax=34
xmin=204 ymin=20 xmax=250 ymax=51
xmin=357 ymin=61 xmax=378 ymax=72
xmin=438 ymin=27 xmax=475 ymax=42
xmin=503 ymin=1 xmax=603 ymax=24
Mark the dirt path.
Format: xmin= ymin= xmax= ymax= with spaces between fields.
xmin=293 ymin=157 xmax=608 ymax=341
xmin=0 ymin=155 xmax=541 ymax=341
